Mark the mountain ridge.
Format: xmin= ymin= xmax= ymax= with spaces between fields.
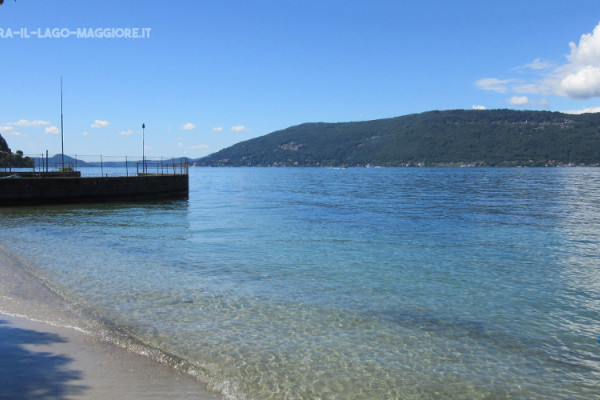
xmin=195 ymin=109 xmax=600 ymax=167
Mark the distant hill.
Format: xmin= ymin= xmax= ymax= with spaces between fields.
xmin=31 ymin=154 xmax=92 ymax=168
xmin=30 ymin=155 xmax=192 ymax=169
xmin=195 ymin=109 xmax=600 ymax=167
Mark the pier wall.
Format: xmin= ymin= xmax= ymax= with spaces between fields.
xmin=0 ymin=174 xmax=188 ymax=206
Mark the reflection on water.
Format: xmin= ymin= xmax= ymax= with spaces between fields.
xmin=1 ymin=168 xmax=600 ymax=399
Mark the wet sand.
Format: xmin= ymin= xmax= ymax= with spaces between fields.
xmin=0 ymin=313 xmax=220 ymax=400
xmin=0 ymin=248 xmax=220 ymax=400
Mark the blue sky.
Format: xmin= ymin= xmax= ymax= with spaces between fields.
xmin=2 ymin=1 xmax=600 ymax=159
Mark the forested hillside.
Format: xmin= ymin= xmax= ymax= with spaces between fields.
xmin=0 ymin=133 xmax=33 ymax=168
xmin=196 ymin=109 xmax=600 ymax=167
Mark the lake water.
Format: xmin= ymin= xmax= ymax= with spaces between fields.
xmin=0 ymin=167 xmax=599 ymax=399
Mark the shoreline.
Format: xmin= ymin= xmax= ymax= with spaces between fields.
xmin=0 ymin=245 xmax=220 ymax=400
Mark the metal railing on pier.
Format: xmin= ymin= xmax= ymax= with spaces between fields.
xmin=137 ymin=161 xmax=189 ymax=176
xmin=2 ymin=154 xmax=189 ymax=177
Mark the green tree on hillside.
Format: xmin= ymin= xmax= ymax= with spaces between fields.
xmin=0 ymin=134 xmax=9 ymax=153
xmin=0 ymin=133 xmax=33 ymax=168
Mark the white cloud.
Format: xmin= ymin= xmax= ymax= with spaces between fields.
xmin=508 ymin=96 xmax=530 ymax=105
xmin=231 ymin=125 xmax=248 ymax=132
xmin=45 ymin=126 xmax=60 ymax=135
xmin=8 ymin=119 xmax=51 ymax=127
xmin=119 ymin=129 xmax=134 ymax=136
xmin=212 ymin=126 xmax=223 ymax=132
xmin=477 ymin=22 xmax=600 ymax=101
xmin=1 ymin=120 xmax=52 ymax=137
xmin=0 ymin=126 xmax=21 ymax=136
xmin=524 ymin=58 xmax=554 ymax=70
xmin=511 ymin=82 xmax=542 ymax=94
xmin=507 ymin=96 xmax=550 ymax=107
xmin=562 ymin=106 xmax=600 ymax=114
xmin=475 ymin=79 xmax=542 ymax=95
xmin=557 ymin=66 xmax=600 ymax=99
xmin=180 ymin=122 xmax=196 ymax=131
xmin=566 ymin=25 xmax=600 ymax=66
xmin=91 ymin=120 xmax=110 ymax=128
xmin=474 ymin=78 xmax=515 ymax=93
xmin=82 ymin=131 xmax=90 ymax=136
xmin=187 ymin=144 xmax=209 ymax=150
xmin=472 ymin=105 xmax=487 ymax=110
xmin=178 ymin=142 xmax=184 ymax=147
xmin=538 ymin=98 xmax=550 ymax=106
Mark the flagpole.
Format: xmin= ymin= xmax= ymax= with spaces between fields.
xmin=142 ymin=123 xmax=146 ymax=173
xmin=60 ymin=76 xmax=65 ymax=170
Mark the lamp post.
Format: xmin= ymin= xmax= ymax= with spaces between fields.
xmin=142 ymin=123 xmax=145 ymax=173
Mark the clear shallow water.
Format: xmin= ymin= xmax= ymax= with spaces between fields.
xmin=1 ymin=167 xmax=599 ymax=399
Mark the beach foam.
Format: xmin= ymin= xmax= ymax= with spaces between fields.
xmin=0 ymin=246 xmax=220 ymax=400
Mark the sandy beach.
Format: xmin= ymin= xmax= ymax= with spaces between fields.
xmin=0 ymin=313 xmax=220 ymax=400
xmin=0 ymin=248 xmax=220 ymax=400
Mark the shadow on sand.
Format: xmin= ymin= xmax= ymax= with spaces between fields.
xmin=0 ymin=320 xmax=89 ymax=399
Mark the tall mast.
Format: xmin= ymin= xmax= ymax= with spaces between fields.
xmin=60 ymin=76 xmax=65 ymax=170
xmin=142 ymin=123 xmax=146 ymax=173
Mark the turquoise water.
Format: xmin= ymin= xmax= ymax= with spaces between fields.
xmin=1 ymin=167 xmax=599 ymax=399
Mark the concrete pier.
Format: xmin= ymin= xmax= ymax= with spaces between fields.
xmin=0 ymin=174 xmax=189 ymax=206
